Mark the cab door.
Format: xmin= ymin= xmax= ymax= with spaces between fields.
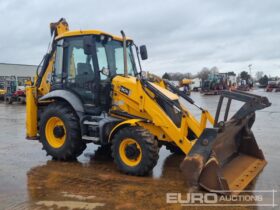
xmin=62 ymin=37 xmax=98 ymax=108
xmin=62 ymin=36 xmax=111 ymax=115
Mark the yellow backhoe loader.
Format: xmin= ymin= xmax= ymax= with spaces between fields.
xmin=26 ymin=18 xmax=271 ymax=194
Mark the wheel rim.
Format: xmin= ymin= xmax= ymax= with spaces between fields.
xmin=119 ymin=138 xmax=142 ymax=167
xmin=45 ymin=116 xmax=66 ymax=149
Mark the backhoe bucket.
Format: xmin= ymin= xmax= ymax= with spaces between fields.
xmin=181 ymin=90 xmax=271 ymax=194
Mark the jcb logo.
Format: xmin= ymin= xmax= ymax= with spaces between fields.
xmin=120 ymin=86 xmax=130 ymax=95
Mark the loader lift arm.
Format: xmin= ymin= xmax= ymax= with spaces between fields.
xmin=215 ymin=90 xmax=271 ymax=123
xmin=162 ymin=79 xmax=215 ymax=127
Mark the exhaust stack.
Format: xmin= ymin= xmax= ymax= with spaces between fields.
xmin=120 ymin=30 xmax=128 ymax=77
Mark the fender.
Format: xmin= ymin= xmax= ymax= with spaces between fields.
xmin=108 ymin=119 xmax=145 ymax=142
xmin=39 ymin=90 xmax=84 ymax=113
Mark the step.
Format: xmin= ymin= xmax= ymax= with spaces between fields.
xmin=83 ymin=120 xmax=99 ymax=126
xmin=82 ymin=135 xmax=100 ymax=142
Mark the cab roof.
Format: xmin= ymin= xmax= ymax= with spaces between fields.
xmin=55 ymin=30 xmax=133 ymax=42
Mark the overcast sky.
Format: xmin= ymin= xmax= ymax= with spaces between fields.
xmin=0 ymin=0 xmax=280 ymax=76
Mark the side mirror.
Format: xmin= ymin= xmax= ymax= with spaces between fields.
xmin=100 ymin=67 xmax=110 ymax=76
xmin=83 ymin=36 xmax=93 ymax=55
xmin=140 ymin=45 xmax=148 ymax=60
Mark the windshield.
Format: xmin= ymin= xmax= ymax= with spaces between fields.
xmin=96 ymin=39 xmax=137 ymax=77
xmin=62 ymin=36 xmax=138 ymax=84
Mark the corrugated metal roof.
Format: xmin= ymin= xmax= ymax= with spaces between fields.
xmin=0 ymin=63 xmax=37 ymax=77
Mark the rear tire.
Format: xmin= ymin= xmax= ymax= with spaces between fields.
xmin=111 ymin=126 xmax=159 ymax=176
xmin=40 ymin=102 xmax=86 ymax=161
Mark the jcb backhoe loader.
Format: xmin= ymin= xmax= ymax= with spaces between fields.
xmin=26 ymin=18 xmax=271 ymax=194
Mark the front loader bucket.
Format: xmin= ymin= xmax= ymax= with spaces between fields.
xmin=181 ymin=90 xmax=271 ymax=194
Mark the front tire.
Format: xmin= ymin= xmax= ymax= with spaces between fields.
xmin=5 ymin=96 xmax=13 ymax=104
xmin=111 ymin=126 xmax=159 ymax=176
xmin=40 ymin=102 xmax=86 ymax=160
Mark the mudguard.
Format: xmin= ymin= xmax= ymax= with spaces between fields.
xmin=108 ymin=119 xmax=146 ymax=141
xmin=39 ymin=90 xmax=84 ymax=113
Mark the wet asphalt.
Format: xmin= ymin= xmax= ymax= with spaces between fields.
xmin=0 ymin=89 xmax=279 ymax=210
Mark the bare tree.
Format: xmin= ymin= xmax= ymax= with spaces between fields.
xmin=210 ymin=66 xmax=219 ymax=73
xmin=162 ymin=72 xmax=193 ymax=81
xmin=198 ymin=67 xmax=210 ymax=81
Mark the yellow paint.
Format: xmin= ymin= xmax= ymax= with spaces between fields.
xmin=26 ymin=86 xmax=38 ymax=139
xmin=111 ymin=75 xmax=215 ymax=155
xmin=45 ymin=117 xmax=66 ymax=148
xmin=119 ymin=138 xmax=142 ymax=167
xmin=51 ymin=19 xmax=69 ymax=36
xmin=108 ymin=119 xmax=144 ymax=141
xmin=149 ymin=82 xmax=178 ymax=100
xmin=205 ymin=110 xmax=215 ymax=126
xmin=137 ymin=121 xmax=167 ymax=141
xmin=38 ymin=55 xmax=55 ymax=96
xmin=0 ymin=89 xmax=6 ymax=95
xmin=25 ymin=80 xmax=32 ymax=86
xmin=181 ymin=79 xmax=192 ymax=85
xmin=56 ymin=30 xmax=132 ymax=42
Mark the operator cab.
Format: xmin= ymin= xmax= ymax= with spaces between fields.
xmin=52 ymin=34 xmax=137 ymax=115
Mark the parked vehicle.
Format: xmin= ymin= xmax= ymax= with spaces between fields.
xmin=26 ymin=18 xmax=271 ymax=194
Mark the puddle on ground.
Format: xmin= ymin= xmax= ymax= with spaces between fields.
xmin=26 ymin=150 xmax=188 ymax=209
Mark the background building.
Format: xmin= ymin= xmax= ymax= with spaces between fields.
xmin=0 ymin=63 xmax=37 ymax=88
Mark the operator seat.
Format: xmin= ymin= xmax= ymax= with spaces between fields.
xmin=75 ymin=63 xmax=95 ymax=103
xmin=75 ymin=63 xmax=104 ymax=115
xmin=76 ymin=63 xmax=94 ymax=82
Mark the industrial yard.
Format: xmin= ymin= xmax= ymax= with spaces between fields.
xmin=0 ymin=1 xmax=280 ymax=209
xmin=0 ymin=89 xmax=278 ymax=209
